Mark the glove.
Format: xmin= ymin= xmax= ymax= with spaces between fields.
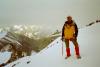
xmin=61 ymin=37 xmax=65 ymax=41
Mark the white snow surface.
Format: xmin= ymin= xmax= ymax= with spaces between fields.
xmin=3 ymin=24 xmax=100 ymax=67
xmin=0 ymin=51 xmax=12 ymax=64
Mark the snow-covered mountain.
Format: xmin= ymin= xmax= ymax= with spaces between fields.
xmin=0 ymin=25 xmax=60 ymax=66
xmin=5 ymin=23 xmax=100 ymax=67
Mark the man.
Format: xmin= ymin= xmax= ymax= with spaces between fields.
xmin=62 ymin=16 xmax=81 ymax=59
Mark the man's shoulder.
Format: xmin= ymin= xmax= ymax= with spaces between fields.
xmin=73 ymin=22 xmax=76 ymax=25
xmin=71 ymin=20 xmax=77 ymax=25
xmin=64 ymin=21 xmax=68 ymax=24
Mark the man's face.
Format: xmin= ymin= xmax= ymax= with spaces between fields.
xmin=67 ymin=17 xmax=72 ymax=22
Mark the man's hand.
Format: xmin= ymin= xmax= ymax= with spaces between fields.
xmin=61 ymin=37 xmax=65 ymax=41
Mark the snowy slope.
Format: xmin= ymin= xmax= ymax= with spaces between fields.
xmin=5 ymin=24 xmax=100 ymax=67
xmin=0 ymin=51 xmax=12 ymax=64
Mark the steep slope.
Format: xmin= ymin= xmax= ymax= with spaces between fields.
xmin=0 ymin=27 xmax=59 ymax=66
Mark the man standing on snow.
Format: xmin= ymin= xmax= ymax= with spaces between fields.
xmin=62 ymin=16 xmax=81 ymax=59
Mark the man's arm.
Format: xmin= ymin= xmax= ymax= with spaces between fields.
xmin=74 ymin=23 xmax=78 ymax=38
xmin=62 ymin=22 xmax=66 ymax=38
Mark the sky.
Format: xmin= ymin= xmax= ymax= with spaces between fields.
xmin=0 ymin=0 xmax=100 ymax=30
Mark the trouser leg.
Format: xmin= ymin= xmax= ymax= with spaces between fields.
xmin=71 ymin=39 xmax=80 ymax=56
xmin=65 ymin=39 xmax=71 ymax=57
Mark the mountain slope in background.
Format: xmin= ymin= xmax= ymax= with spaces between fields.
xmin=0 ymin=25 xmax=60 ymax=66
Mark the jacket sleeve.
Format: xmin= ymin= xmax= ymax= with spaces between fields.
xmin=62 ymin=23 xmax=65 ymax=38
xmin=74 ymin=23 xmax=78 ymax=37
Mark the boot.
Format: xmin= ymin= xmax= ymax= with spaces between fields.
xmin=65 ymin=48 xmax=71 ymax=59
xmin=75 ymin=46 xmax=81 ymax=59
